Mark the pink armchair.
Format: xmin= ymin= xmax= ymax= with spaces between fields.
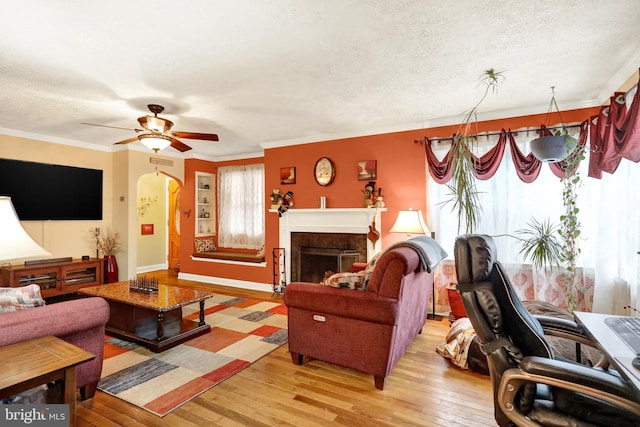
xmin=284 ymin=242 xmax=445 ymax=389
xmin=0 ymin=296 xmax=110 ymax=399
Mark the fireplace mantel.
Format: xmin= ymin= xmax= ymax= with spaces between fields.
xmin=273 ymin=208 xmax=385 ymax=284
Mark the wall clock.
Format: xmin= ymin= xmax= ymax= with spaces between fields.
xmin=314 ymin=157 xmax=336 ymax=186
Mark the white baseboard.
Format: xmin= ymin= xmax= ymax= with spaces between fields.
xmin=136 ymin=263 xmax=167 ymax=275
xmin=178 ymin=272 xmax=274 ymax=294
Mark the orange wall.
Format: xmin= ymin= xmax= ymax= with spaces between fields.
xmin=264 ymin=131 xmax=431 ymax=243
xmin=180 ymin=107 xmax=600 ymax=287
xmin=182 ymin=157 xmax=269 ymax=284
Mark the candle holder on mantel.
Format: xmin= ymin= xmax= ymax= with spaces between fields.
xmin=129 ymin=275 xmax=159 ymax=294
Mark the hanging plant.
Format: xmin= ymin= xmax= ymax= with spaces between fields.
xmin=530 ymin=87 xmax=578 ymax=162
xmin=530 ymin=132 xmax=578 ymax=162
xmin=444 ymin=68 xmax=505 ymax=234
xmin=558 ymin=137 xmax=585 ymax=311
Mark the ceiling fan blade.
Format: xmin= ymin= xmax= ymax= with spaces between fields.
xmin=114 ymin=136 xmax=140 ymax=145
xmin=81 ymin=122 xmax=136 ymax=132
xmin=170 ymin=138 xmax=192 ymax=152
xmin=172 ymin=131 xmax=219 ymax=141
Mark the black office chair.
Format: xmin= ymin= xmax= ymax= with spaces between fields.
xmin=454 ymin=234 xmax=640 ymax=427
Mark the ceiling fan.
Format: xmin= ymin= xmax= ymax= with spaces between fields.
xmin=82 ymin=104 xmax=219 ymax=152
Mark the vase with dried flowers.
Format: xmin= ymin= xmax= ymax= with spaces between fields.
xmin=96 ymin=227 xmax=121 ymax=283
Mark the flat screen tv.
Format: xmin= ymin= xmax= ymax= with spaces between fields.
xmin=0 ymin=158 xmax=103 ymax=220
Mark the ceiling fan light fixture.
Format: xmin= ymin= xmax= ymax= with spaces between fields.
xmin=138 ymin=133 xmax=172 ymax=152
xmin=85 ymin=104 xmax=218 ymax=152
xmin=139 ymin=115 xmax=173 ymax=132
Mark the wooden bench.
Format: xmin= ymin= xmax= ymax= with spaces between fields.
xmin=192 ymin=251 xmax=265 ymax=263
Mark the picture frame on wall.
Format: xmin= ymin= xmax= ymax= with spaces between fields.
xmin=141 ymin=224 xmax=154 ymax=235
xmin=280 ymin=166 xmax=296 ymax=184
xmin=358 ymin=160 xmax=377 ymax=181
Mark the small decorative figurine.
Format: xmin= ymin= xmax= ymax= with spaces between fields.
xmin=375 ymin=188 xmax=385 ymax=208
xmin=270 ymin=188 xmax=283 ymax=209
xmin=363 ymin=181 xmax=376 ymax=207
xmin=278 ymin=191 xmax=294 ymax=216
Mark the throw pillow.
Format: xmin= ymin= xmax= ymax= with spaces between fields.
xmin=0 ymin=284 xmax=46 ymax=313
xmin=0 ymin=284 xmax=48 ymax=403
xmin=435 ymin=317 xmax=482 ymax=371
xmin=321 ymin=252 xmax=382 ymax=290
xmin=364 ymin=251 xmax=382 ymax=273
xmin=322 ymin=271 xmax=369 ymax=290
xmin=194 ymin=237 xmax=216 ymax=253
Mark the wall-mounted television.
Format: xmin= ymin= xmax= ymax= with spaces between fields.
xmin=0 ymin=158 xmax=103 ymax=221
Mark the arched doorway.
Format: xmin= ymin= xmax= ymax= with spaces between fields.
xmin=168 ymin=179 xmax=181 ymax=272
xmin=136 ymin=173 xmax=182 ymax=273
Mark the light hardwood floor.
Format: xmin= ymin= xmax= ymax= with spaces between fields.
xmin=77 ymin=270 xmax=496 ymax=426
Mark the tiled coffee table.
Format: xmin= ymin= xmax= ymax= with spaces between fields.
xmin=80 ymin=281 xmax=213 ymax=352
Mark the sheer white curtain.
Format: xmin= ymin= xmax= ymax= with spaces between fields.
xmin=428 ymin=117 xmax=640 ymax=314
xmin=217 ymin=164 xmax=265 ymax=249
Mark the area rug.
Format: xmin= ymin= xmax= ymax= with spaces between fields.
xmin=97 ymin=293 xmax=288 ymax=417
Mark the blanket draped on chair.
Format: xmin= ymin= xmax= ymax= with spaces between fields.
xmin=386 ymin=235 xmax=447 ymax=272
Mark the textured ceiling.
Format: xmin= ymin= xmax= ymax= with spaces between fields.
xmin=1 ymin=1 xmax=639 ymax=160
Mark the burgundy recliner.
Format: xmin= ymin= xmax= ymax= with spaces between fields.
xmin=284 ymin=243 xmax=443 ymax=389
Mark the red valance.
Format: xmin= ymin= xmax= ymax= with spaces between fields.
xmin=588 ymin=67 xmax=640 ymax=178
xmin=470 ymin=131 xmax=506 ymax=180
xmin=424 ymin=138 xmax=454 ymax=184
xmin=425 ymin=70 xmax=639 ymax=183
xmin=425 ymin=124 xmax=589 ymax=183
xmin=507 ymin=130 xmax=541 ymax=183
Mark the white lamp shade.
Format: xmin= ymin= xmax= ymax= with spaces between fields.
xmin=0 ymin=196 xmax=52 ymax=262
xmin=138 ymin=133 xmax=172 ymax=152
xmin=389 ymin=209 xmax=430 ymax=235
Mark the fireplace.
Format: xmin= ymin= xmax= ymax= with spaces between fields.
xmin=297 ymin=246 xmax=360 ymax=283
xmin=275 ymin=208 xmax=384 ymax=285
xmin=292 ymin=232 xmax=366 ymax=282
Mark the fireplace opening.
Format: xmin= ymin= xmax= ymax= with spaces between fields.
xmin=298 ymin=247 xmax=360 ymax=283
xmin=290 ymin=232 xmax=367 ymax=282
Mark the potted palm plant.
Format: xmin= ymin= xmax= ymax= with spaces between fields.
xmin=515 ymin=217 xmax=563 ymax=272
xmin=449 ymin=217 xmax=563 ymax=320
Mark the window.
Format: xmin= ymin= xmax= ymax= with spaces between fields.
xmin=428 ymin=124 xmax=640 ymax=314
xmin=217 ymin=164 xmax=265 ymax=249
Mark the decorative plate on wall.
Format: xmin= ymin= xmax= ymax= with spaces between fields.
xmin=314 ymin=157 xmax=336 ymax=186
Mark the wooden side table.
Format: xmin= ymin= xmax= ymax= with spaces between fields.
xmin=0 ymin=336 xmax=95 ymax=427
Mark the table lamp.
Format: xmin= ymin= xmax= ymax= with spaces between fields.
xmin=390 ymin=209 xmax=440 ymax=320
xmin=0 ymin=196 xmax=51 ymax=264
xmin=389 ymin=209 xmax=432 ymax=238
